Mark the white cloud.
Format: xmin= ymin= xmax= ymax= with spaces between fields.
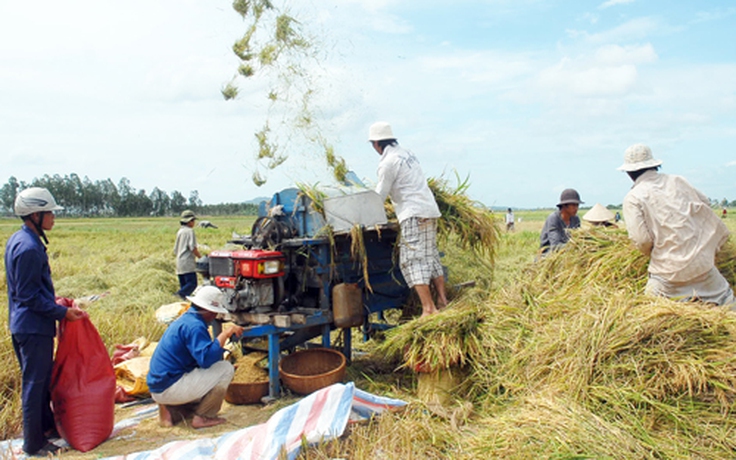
xmin=582 ymin=12 xmax=600 ymax=25
xmin=691 ymin=7 xmax=736 ymax=24
xmin=537 ymin=59 xmax=638 ymax=97
xmin=727 ymin=161 xmax=736 ymax=167
xmin=599 ymin=0 xmax=635 ymax=9
xmin=417 ymin=50 xmax=535 ymax=86
xmin=594 ymin=44 xmax=658 ymax=65
xmin=366 ymin=14 xmax=414 ymax=34
xmin=567 ymin=17 xmax=662 ymax=44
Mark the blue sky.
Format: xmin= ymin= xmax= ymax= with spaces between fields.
xmin=0 ymin=0 xmax=734 ymax=209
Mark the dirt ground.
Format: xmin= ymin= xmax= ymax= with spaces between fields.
xmin=57 ymin=396 xmax=297 ymax=459
xmin=55 ymin=352 xmax=403 ymax=459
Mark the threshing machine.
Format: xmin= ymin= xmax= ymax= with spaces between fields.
xmin=199 ymin=187 xmax=410 ymax=397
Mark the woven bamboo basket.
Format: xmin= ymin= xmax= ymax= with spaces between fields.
xmin=279 ymin=348 xmax=347 ymax=395
xmin=225 ymin=380 xmax=269 ymax=405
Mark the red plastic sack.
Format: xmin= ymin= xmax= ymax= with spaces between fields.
xmin=51 ymin=316 xmax=116 ymax=452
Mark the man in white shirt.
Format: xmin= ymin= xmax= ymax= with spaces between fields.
xmin=619 ymin=144 xmax=734 ymax=306
xmin=369 ymin=121 xmax=447 ymax=317
xmin=505 ymin=208 xmax=515 ymax=232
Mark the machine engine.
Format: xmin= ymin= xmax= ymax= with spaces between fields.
xmin=207 ymin=249 xmax=285 ymax=314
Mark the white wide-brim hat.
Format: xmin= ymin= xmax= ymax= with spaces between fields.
xmin=582 ymin=203 xmax=615 ymax=223
xmin=186 ymin=285 xmax=228 ymax=314
xmin=368 ymin=121 xmax=395 ymax=142
xmin=618 ymin=144 xmax=663 ymax=172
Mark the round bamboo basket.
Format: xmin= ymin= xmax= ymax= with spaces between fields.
xmin=225 ymin=381 xmax=269 ymax=405
xmin=279 ymin=348 xmax=347 ymax=395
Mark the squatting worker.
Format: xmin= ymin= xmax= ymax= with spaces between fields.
xmin=5 ymin=187 xmax=87 ymax=456
xmin=369 ymin=121 xmax=448 ymax=317
xmin=147 ymin=285 xmax=244 ymax=428
xmin=174 ymin=209 xmax=201 ymax=299
xmin=619 ymin=144 xmax=735 ymax=306
xmin=540 ymin=188 xmax=582 ymax=252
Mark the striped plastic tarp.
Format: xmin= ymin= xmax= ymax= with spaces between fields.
xmin=104 ymin=382 xmax=406 ymax=460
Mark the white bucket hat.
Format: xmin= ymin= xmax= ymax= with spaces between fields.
xmin=618 ymin=144 xmax=663 ymax=172
xmin=368 ymin=121 xmax=395 ymax=142
xmin=186 ymin=285 xmax=228 ymax=314
xmin=582 ymin=203 xmax=615 ymax=223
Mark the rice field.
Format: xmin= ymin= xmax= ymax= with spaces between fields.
xmin=0 ymin=209 xmax=734 ymax=459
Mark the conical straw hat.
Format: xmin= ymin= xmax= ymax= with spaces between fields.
xmin=582 ymin=203 xmax=615 ymax=223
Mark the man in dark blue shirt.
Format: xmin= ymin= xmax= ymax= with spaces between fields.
xmin=148 ymin=285 xmax=243 ymax=429
xmin=5 ymin=188 xmax=86 ymax=456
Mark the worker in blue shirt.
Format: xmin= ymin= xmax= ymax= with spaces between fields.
xmin=5 ymin=187 xmax=87 ymax=456
xmin=147 ymin=285 xmax=244 ymax=428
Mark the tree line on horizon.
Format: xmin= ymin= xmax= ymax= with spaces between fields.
xmin=0 ymin=174 xmax=259 ymax=218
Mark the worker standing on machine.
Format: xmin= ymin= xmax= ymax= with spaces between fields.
xmin=369 ymin=121 xmax=448 ymax=317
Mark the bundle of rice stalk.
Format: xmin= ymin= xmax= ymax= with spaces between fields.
xmin=349 ymin=223 xmax=372 ymax=292
xmin=588 ymin=298 xmax=736 ymax=407
xmin=498 ymin=291 xmax=736 ymax=408
xmin=466 ymin=393 xmax=657 ymax=459
xmin=520 ymin=229 xmax=649 ymax=305
xmin=716 ymin=237 xmax=736 ymax=287
xmin=374 ymin=294 xmax=486 ymax=372
xmin=584 ymin=385 xmax=736 ymax=457
xmin=427 ymin=173 xmax=499 ymax=265
xmin=299 ymin=404 xmax=465 ymax=459
xmin=296 ymin=182 xmax=327 ymax=216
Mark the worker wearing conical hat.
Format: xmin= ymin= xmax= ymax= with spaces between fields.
xmin=582 ymin=203 xmax=617 ymax=227
xmin=619 ymin=144 xmax=734 ymax=306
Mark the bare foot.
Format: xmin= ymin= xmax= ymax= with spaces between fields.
xmin=158 ymin=404 xmax=174 ymax=427
xmin=192 ymin=415 xmax=227 ymax=429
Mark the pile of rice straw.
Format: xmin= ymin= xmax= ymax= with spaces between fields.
xmin=373 ymin=228 xmax=736 ymax=458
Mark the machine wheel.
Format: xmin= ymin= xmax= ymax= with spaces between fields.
xmin=251 ymin=217 xmax=283 ymax=249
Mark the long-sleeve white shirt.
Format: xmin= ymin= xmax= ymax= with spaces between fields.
xmin=623 ymin=170 xmax=729 ymax=283
xmin=375 ymin=144 xmax=440 ymax=223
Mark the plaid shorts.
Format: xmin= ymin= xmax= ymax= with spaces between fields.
xmin=399 ymin=217 xmax=443 ymax=287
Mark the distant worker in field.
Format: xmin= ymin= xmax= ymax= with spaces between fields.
xmin=723 ymin=208 xmax=728 ymax=219
xmin=198 ymin=220 xmax=218 ymax=229
xmin=582 ymin=203 xmax=618 ymax=228
xmin=540 ymin=188 xmax=583 ymax=253
xmin=147 ymin=285 xmax=244 ymax=428
xmin=619 ymin=144 xmax=734 ymax=306
xmin=505 ymin=208 xmax=515 ymax=232
xmin=369 ymin=121 xmax=447 ymax=317
xmin=5 ymin=187 xmax=87 ymax=456
xmin=174 ymin=210 xmax=201 ymax=299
